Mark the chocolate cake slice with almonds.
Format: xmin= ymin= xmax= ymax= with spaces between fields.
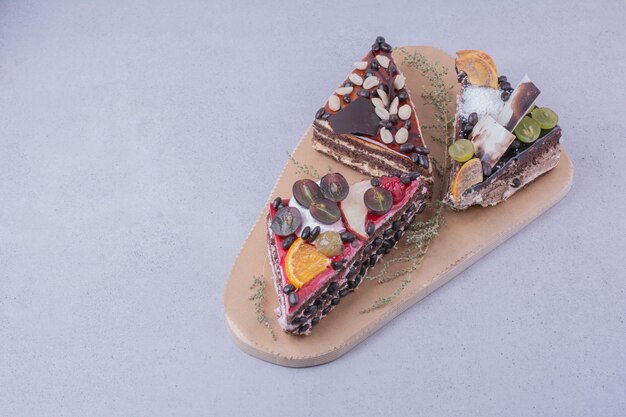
xmin=444 ymin=50 xmax=562 ymax=209
xmin=312 ymin=37 xmax=432 ymax=187
xmin=267 ymin=172 xmax=428 ymax=335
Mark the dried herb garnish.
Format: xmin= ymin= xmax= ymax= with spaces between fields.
xmin=249 ymin=274 xmax=277 ymax=341
xmin=360 ymin=49 xmax=455 ymax=313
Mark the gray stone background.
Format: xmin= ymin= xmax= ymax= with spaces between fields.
xmin=1 ymin=1 xmax=625 ymax=416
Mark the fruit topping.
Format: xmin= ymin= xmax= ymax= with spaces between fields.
xmin=292 ymin=179 xmax=322 ymax=209
xmin=455 ymin=50 xmax=498 ymax=89
xmin=451 ymin=158 xmax=484 ymax=202
xmin=458 ymin=49 xmax=496 ymax=68
xmin=530 ymin=107 xmax=558 ymax=130
xmin=271 ymin=206 xmax=302 ymax=237
xmin=309 ymin=197 xmax=342 ymax=225
xmin=514 ymin=116 xmax=541 ymax=144
xmin=340 ymin=180 xmax=371 ymax=240
xmin=285 ymin=238 xmax=331 ymax=289
xmin=448 ymin=139 xmax=475 ymax=163
xmin=315 ymin=231 xmax=344 ymax=257
xmin=364 ymin=186 xmax=393 ymax=215
xmin=320 ymin=173 xmax=349 ymax=202
xmin=469 ymin=114 xmax=516 ymax=168
xmin=379 ymin=176 xmax=406 ymax=204
xmin=496 ymin=75 xmax=541 ymax=132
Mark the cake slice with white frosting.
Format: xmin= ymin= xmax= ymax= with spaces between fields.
xmin=444 ymin=50 xmax=562 ymax=209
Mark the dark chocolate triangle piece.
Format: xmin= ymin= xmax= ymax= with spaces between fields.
xmin=327 ymin=97 xmax=380 ymax=137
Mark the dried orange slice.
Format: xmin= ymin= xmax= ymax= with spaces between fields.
xmin=456 ymin=50 xmax=498 ymax=89
xmin=285 ymin=238 xmax=331 ymax=288
xmin=457 ymin=50 xmax=497 ymax=69
xmin=451 ymin=158 xmax=484 ymax=202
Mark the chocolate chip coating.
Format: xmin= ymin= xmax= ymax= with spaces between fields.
xmin=304 ymin=305 xmax=318 ymax=316
xmin=288 ymin=292 xmax=299 ymax=306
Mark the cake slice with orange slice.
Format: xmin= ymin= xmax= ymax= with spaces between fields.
xmin=444 ymin=50 xmax=562 ymax=209
xmin=267 ymin=171 xmax=428 ymax=335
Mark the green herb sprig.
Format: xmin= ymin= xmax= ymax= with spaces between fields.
xmin=359 ymin=49 xmax=455 ymax=313
xmin=249 ymin=274 xmax=277 ymax=341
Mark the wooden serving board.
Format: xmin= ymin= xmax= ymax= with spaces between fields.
xmin=223 ymin=46 xmax=574 ymax=367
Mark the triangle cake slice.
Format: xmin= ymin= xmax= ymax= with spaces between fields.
xmin=312 ymin=36 xmax=432 ymax=188
xmin=444 ymin=50 xmax=562 ymax=209
xmin=267 ymin=172 xmax=428 ymax=335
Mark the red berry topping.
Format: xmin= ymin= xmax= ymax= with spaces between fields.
xmin=378 ymin=176 xmax=405 ymax=204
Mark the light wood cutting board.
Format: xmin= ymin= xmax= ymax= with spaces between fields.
xmin=223 ymin=46 xmax=574 ymax=367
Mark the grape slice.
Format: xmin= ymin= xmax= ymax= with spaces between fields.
xmin=514 ymin=116 xmax=541 ymax=143
xmin=271 ymin=206 xmax=302 ymax=237
xmin=309 ymin=198 xmax=341 ymax=225
xmin=363 ymin=186 xmax=393 ymax=216
xmin=314 ymin=231 xmax=343 ymax=257
xmin=320 ymin=173 xmax=350 ymax=202
xmin=530 ymin=107 xmax=558 ymax=130
xmin=448 ymin=139 xmax=475 ymax=163
xmin=292 ymin=179 xmax=322 ymax=208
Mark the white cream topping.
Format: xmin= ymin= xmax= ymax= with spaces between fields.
xmin=461 ymin=85 xmax=504 ymax=121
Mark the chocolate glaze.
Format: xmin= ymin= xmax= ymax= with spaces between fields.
xmin=328 ymin=97 xmax=380 ymax=137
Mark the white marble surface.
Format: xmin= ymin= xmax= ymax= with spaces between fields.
xmin=1 ymin=1 xmax=625 ymax=416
